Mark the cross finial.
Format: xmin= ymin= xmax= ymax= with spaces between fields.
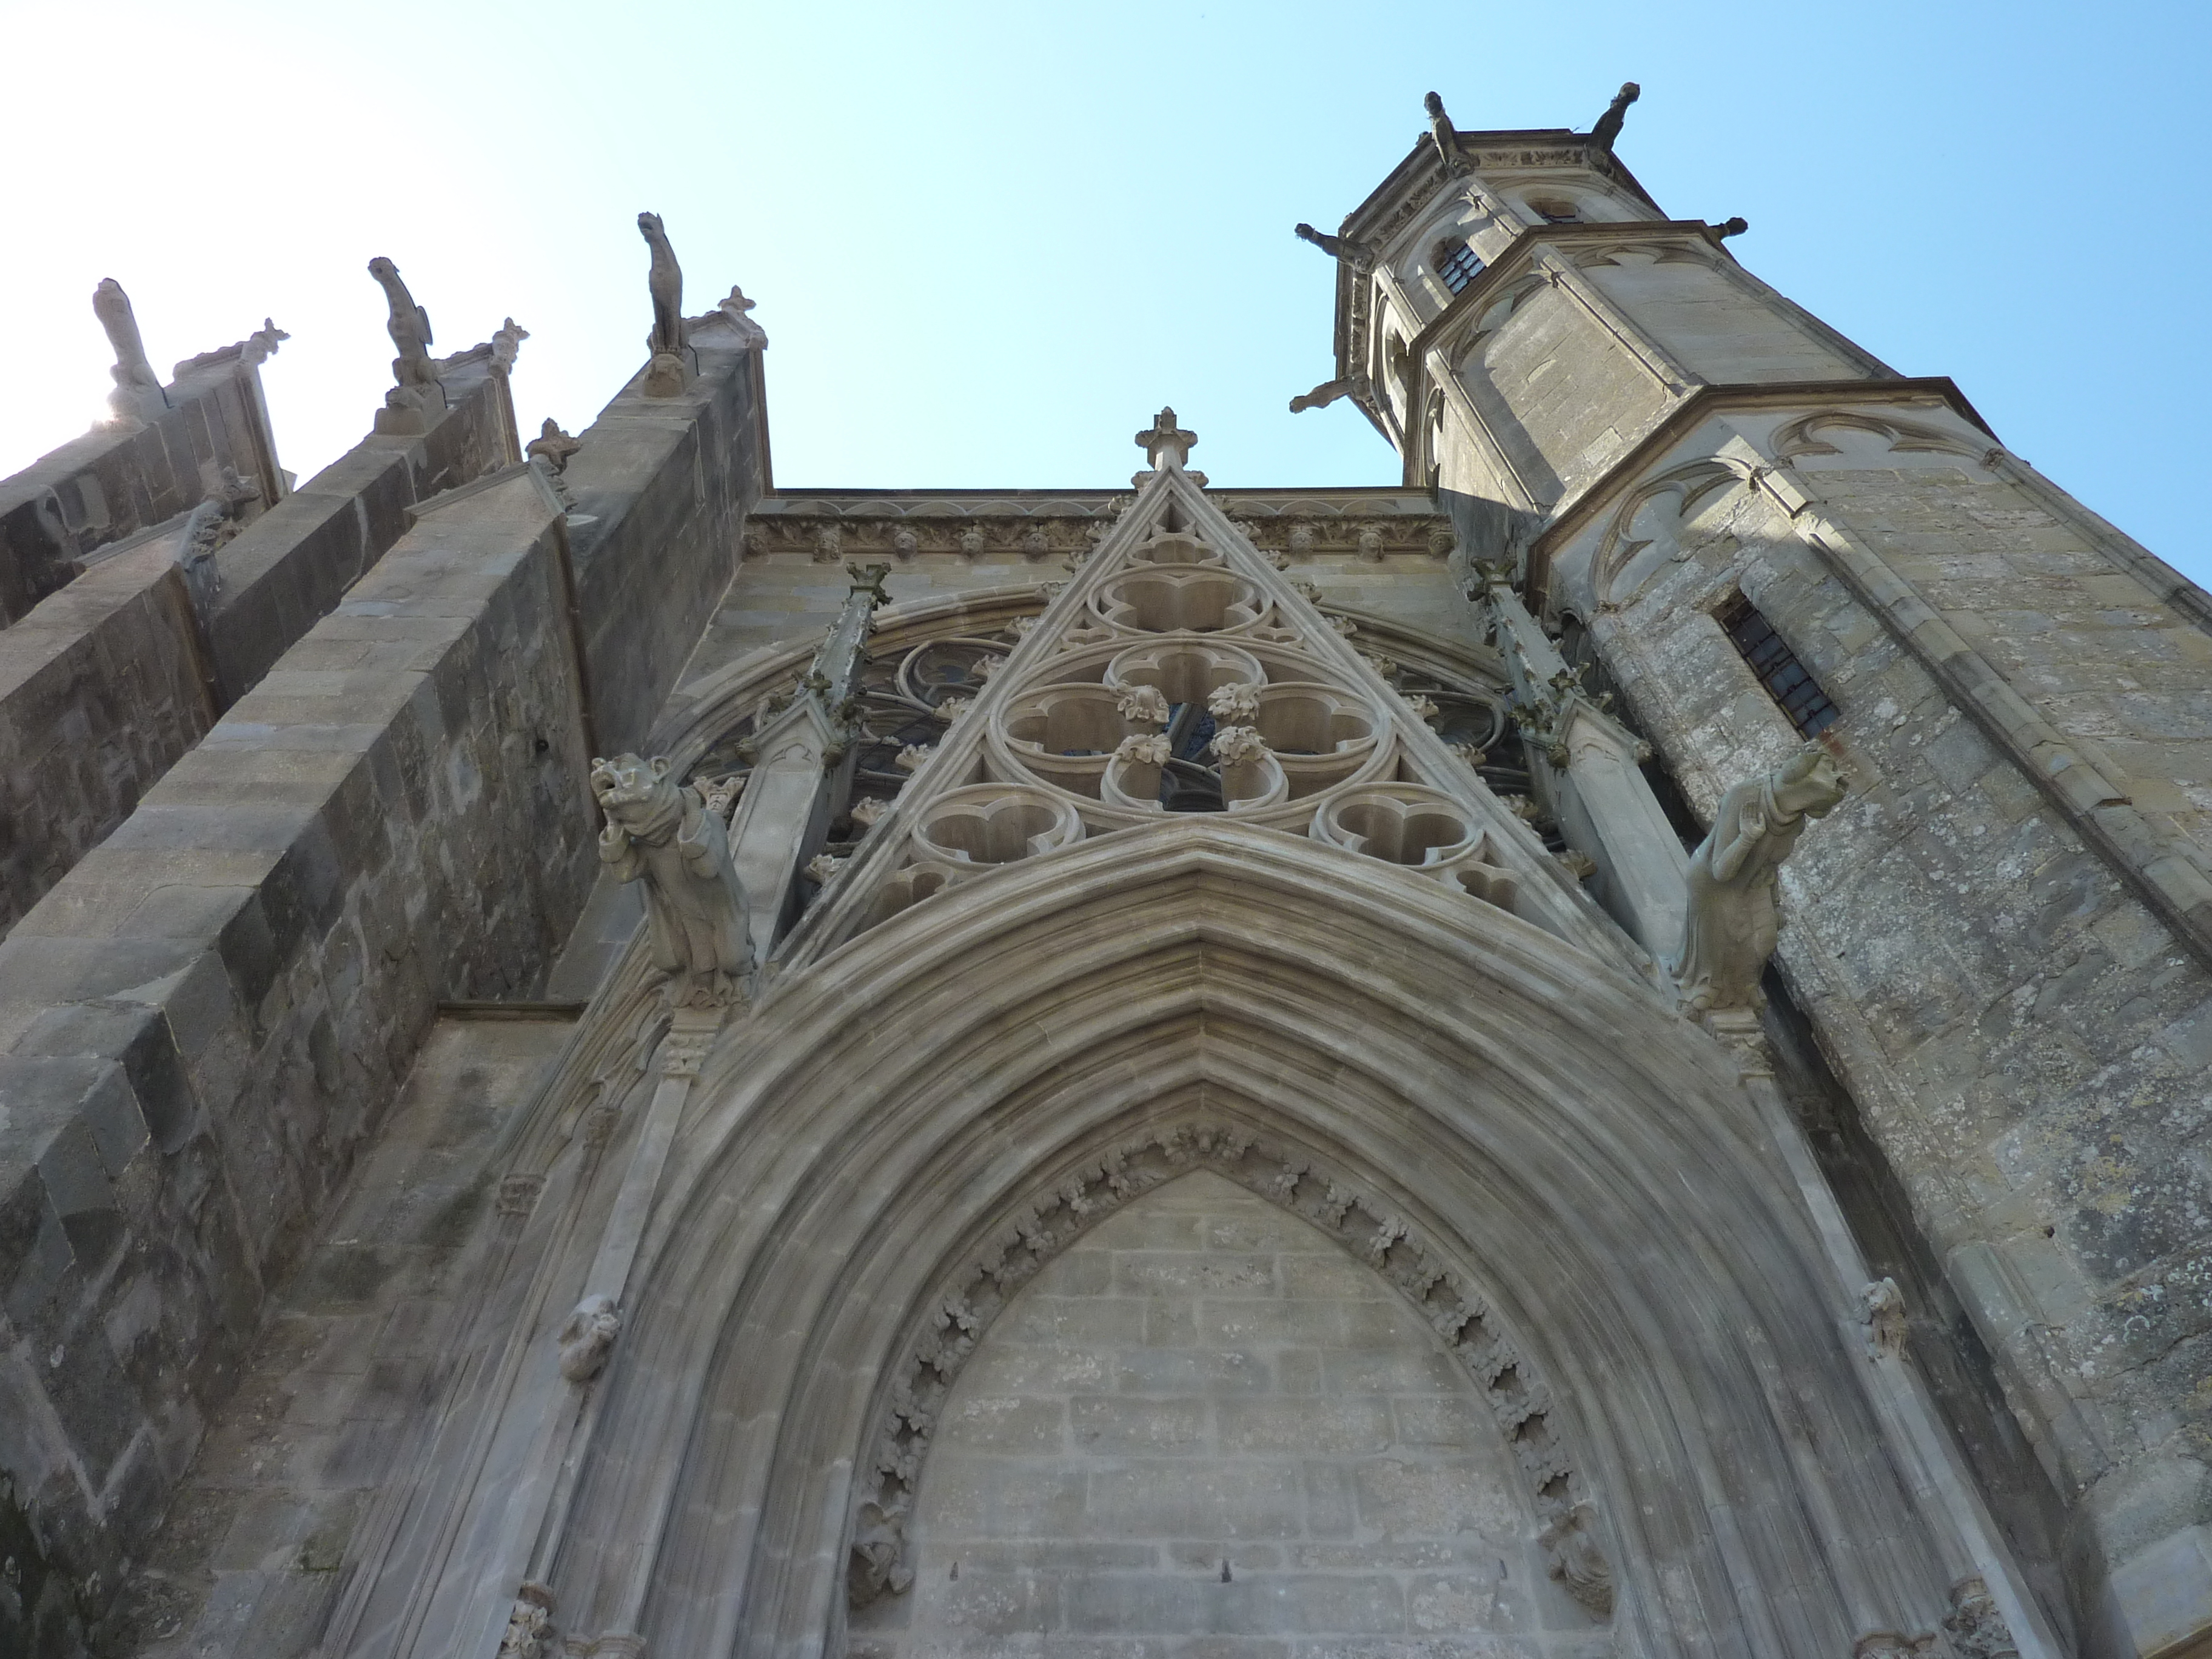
xmin=1134 ymin=407 xmax=1197 ymax=471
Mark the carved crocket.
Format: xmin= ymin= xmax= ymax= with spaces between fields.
xmin=1668 ymin=742 xmax=1845 ymax=1013
xmin=591 ymin=754 xmax=752 ymax=1006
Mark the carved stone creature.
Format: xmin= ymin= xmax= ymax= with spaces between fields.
xmin=1943 ymin=1576 xmax=2020 ymax=1659
xmin=591 ymin=754 xmax=753 ymax=1006
xmin=557 ymin=1295 xmax=621 ymax=1383
xmin=367 ymin=257 xmax=439 ymax=400
xmin=638 ymin=210 xmax=686 ymax=394
xmin=1860 ymin=1277 xmax=1908 ymax=1359
xmin=91 ymin=278 xmax=166 ymax=423
xmin=1538 ymin=1501 xmax=1615 ymax=1617
xmin=1292 ymin=223 xmax=1375 ymax=273
xmin=1423 ymin=91 xmax=1472 ymax=176
xmin=1668 ymin=743 xmax=1845 ymax=1013
xmin=848 ymin=1499 xmax=914 ymax=1606
xmin=497 ymin=1581 xmax=557 ymax=1658
xmin=1590 ymin=81 xmax=1641 ymax=150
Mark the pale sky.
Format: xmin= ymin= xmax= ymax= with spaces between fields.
xmin=2 ymin=0 xmax=2206 ymax=584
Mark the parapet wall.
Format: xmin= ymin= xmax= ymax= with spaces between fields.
xmin=0 ymin=468 xmax=597 ymax=1656
xmin=564 ymin=320 xmax=769 ymax=752
xmin=0 ymin=363 xmax=516 ymax=941
xmin=0 ymin=348 xmax=285 ymax=629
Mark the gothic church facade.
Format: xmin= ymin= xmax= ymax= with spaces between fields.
xmin=1 ymin=87 xmax=2209 ymax=1659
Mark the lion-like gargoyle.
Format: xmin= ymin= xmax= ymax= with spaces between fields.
xmin=591 ymin=753 xmax=752 ymax=1007
xmin=1669 ymin=742 xmax=1845 ymax=1013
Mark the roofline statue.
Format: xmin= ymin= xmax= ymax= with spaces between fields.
xmin=92 ymin=278 xmax=168 ymax=426
xmin=638 ymin=211 xmax=689 ymax=397
xmin=367 ymin=256 xmax=446 ymax=434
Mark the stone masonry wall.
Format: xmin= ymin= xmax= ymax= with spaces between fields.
xmin=1580 ymin=440 xmax=2212 ymax=1646
xmin=0 ymin=548 xmax=218 ymax=942
xmin=563 ymin=328 xmax=768 ymax=754
xmin=0 ymin=363 xmax=281 ymax=629
xmin=0 ymin=469 xmax=597 ymax=1658
xmin=0 ymin=367 xmax=516 ymax=944
xmin=855 ymin=1170 xmax=1603 ymax=1659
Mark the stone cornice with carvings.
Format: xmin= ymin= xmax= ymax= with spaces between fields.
xmin=744 ymin=490 xmax=1455 ymax=562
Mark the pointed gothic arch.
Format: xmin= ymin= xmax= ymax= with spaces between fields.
xmin=532 ymin=818 xmax=1982 ymax=1658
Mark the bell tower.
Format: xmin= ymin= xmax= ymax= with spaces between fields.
xmin=1295 ymin=85 xmax=2212 ymax=1659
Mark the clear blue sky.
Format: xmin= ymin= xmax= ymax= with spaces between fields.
xmin=2 ymin=1 xmax=2206 ymax=584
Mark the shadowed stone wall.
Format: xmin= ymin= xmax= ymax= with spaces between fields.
xmin=857 ymin=1171 xmax=1599 ymax=1659
xmin=0 ymin=469 xmax=595 ymax=1658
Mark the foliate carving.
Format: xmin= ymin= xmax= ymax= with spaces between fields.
xmin=1668 ymin=743 xmax=1845 ymax=1014
xmin=1537 ymin=1502 xmax=1615 ymax=1618
xmin=592 ymin=754 xmax=753 ymax=1008
xmin=850 ymin=797 xmax=889 ymax=829
xmin=557 ymin=1296 xmax=621 ymax=1383
xmin=657 ymin=1024 xmax=717 ymax=1079
xmin=1401 ymin=692 xmax=1439 ymax=723
xmin=895 ymin=743 xmax=934 ymax=772
xmin=1860 ymin=1277 xmax=1907 ymax=1359
xmin=1114 ymin=734 xmax=1171 ymax=766
xmin=1208 ymin=725 xmax=1269 ymax=764
xmin=497 ymin=1581 xmax=557 ymax=1659
xmin=1206 ymin=682 xmax=1261 ymax=724
xmin=848 ymin=1120 xmax=1602 ymax=1614
xmin=1943 ymin=1577 xmax=2020 ymax=1659
xmin=1116 ymin=684 xmax=1171 ymax=727
xmin=806 ymin=853 xmax=847 ymax=887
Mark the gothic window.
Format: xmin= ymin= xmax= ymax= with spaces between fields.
xmin=1433 ymin=238 xmax=1486 ymax=294
xmin=1716 ymin=594 xmax=1838 ymax=737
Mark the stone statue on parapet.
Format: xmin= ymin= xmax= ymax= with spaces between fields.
xmin=1669 ymin=742 xmax=1844 ymax=1013
xmin=1423 ymin=92 xmax=1471 ymax=177
xmin=92 ymin=278 xmax=167 ymax=425
xmin=638 ymin=210 xmax=688 ymax=396
xmin=367 ymin=256 xmax=444 ymax=432
xmin=592 ymin=754 xmax=753 ymax=1007
xmin=1589 ymin=81 xmax=1640 ymax=150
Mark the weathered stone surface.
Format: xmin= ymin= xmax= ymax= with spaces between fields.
xmin=0 ymin=469 xmax=595 ymax=1657
xmin=858 ymin=1175 xmax=1558 ymax=1659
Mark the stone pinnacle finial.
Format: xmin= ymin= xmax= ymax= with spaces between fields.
xmin=92 ymin=278 xmax=167 ymax=425
xmin=1590 ymin=81 xmax=1640 ymax=150
xmin=1134 ymin=407 xmax=1197 ymax=471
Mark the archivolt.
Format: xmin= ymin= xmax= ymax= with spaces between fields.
xmin=543 ymin=819 xmax=1967 ymax=1659
xmin=846 ymin=1113 xmax=1600 ymax=1617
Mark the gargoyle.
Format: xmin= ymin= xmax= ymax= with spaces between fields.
xmin=1669 ymin=742 xmax=1844 ymax=1013
xmin=591 ymin=753 xmax=752 ymax=1007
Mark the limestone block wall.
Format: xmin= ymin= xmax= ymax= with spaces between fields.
xmin=563 ymin=322 xmax=769 ymax=754
xmin=0 ymin=354 xmax=284 ymax=628
xmin=1539 ymin=398 xmax=2212 ymax=1646
xmin=0 ymin=546 xmax=218 ymax=940
xmin=858 ymin=1170 xmax=1593 ymax=1659
xmin=0 ymin=469 xmax=597 ymax=1658
xmin=0 ymin=366 xmax=518 ymax=945
xmin=201 ymin=358 xmax=515 ymax=703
